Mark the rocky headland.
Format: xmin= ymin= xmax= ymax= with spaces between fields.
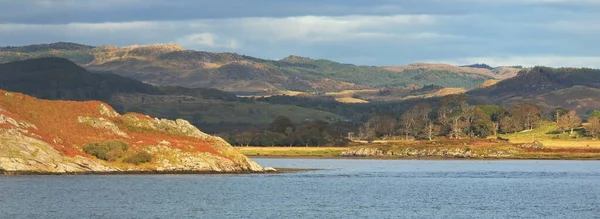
xmin=0 ymin=90 xmax=267 ymax=174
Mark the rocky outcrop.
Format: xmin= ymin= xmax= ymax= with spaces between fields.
xmin=517 ymin=141 xmax=544 ymax=149
xmin=341 ymin=146 xmax=519 ymax=158
xmin=99 ymin=104 xmax=120 ymax=118
xmin=0 ymin=129 xmax=117 ymax=172
xmin=77 ymin=116 xmax=129 ymax=138
xmin=0 ymin=90 xmax=265 ymax=174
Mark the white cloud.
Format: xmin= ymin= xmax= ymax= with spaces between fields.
xmin=174 ymin=33 xmax=239 ymax=49
xmin=0 ymin=14 xmax=445 ymax=45
xmin=32 ymin=0 xmax=155 ymax=9
xmin=231 ymin=15 xmax=438 ymax=42
xmin=0 ymin=12 xmax=597 ymax=67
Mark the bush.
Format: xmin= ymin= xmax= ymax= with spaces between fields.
xmin=496 ymin=136 xmax=509 ymax=142
xmin=83 ymin=140 xmax=129 ymax=161
xmin=123 ymin=151 xmax=153 ymax=165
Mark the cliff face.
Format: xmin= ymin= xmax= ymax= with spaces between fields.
xmin=0 ymin=90 xmax=263 ymax=173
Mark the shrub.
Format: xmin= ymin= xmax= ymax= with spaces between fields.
xmin=83 ymin=140 xmax=129 ymax=161
xmin=496 ymin=136 xmax=509 ymax=142
xmin=123 ymin=151 xmax=153 ymax=165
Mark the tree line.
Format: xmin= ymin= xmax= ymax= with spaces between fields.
xmin=358 ymin=94 xmax=600 ymax=141
xmin=220 ymin=116 xmax=353 ymax=147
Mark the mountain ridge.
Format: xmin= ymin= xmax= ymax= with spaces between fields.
xmin=468 ymin=66 xmax=600 ymax=114
xmin=0 ymin=42 xmax=512 ymax=93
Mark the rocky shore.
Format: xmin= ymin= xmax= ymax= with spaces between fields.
xmin=0 ymin=90 xmax=268 ymax=174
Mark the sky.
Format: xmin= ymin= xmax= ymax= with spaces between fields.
xmin=1 ymin=0 xmax=599 ymax=67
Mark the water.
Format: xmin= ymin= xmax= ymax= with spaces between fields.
xmin=1 ymin=159 xmax=600 ymax=218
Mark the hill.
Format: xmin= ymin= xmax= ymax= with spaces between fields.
xmin=0 ymin=57 xmax=162 ymax=100
xmin=468 ymin=66 xmax=600 ymax=114
xmin=0 ymin=89 xmax=264 ymax=173
xmin=0 ymin=58 xmax=341 ymax=132
xmin=0 ymin=42 xmax=503 ymax=93
xmin=382 ymin=63 xmax=521 ymax=80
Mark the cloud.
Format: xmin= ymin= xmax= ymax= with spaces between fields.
xmin=0 ymin=14 xmax=446 ymax=45
xmin=175 ymin=33 xmax=239 ymax=49
xmin=0 ymin=1 xmax=599 ymax=67
xmin=233 ymin=15 xmax=438 ymax=42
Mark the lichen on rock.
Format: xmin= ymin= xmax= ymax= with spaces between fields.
xmin=99 ymin=104 xmax=120 ymax=118
xmin=77 ymin=116 xmax=129 ymax=138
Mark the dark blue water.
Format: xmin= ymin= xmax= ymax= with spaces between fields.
xmin=1 ymin=159 xmax=600 ymax=218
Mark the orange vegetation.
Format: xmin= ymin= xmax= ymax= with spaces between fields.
xmin=478 ymin=79 xmax=501 ymax=88
xmin=0 ymin=90 xmax=220 ymax=157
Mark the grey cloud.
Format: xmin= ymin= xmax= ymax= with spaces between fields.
xmin=0 ymin=1 xmax=599 ymax=67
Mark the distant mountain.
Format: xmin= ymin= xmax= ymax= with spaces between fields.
xmin=0 ymin=42 xmax=509 ymax=93
xmin=382 ymin=63 xmax=521 ymax=80
xmin=0 ymin=89 xmax=264 ymax=173
xmin=0 ymin=58 xmax=341 ymax=131
xmin=468 ymin=66 xmax=600 ymax=114
xmin=0 ymin=57 xmax=161 ymax=101
xmin=460 ymin=63 xmax=493 ymax=70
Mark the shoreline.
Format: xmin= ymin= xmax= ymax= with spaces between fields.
xmin=248 ymin=155 xmax=600 ymax=160
xmin=0 ymin=168 xmax=316 ymax=176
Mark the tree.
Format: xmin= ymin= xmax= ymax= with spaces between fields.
xmin=586 ymin=116 xmax=600 ymax=138
xmin=424 ymin=121 xmax=441 ymax=141
xmin=257 ymin=131 xmax=286 ymax=146
xmin=359 ymin=120 xmax=376 ymax=142
xmin=414 ymin=103 xmax=433 ymax=139
xmin=590 ymin=110 xmax=600 ymax=118
xmin=399 ymin=103 xmax=432 ymax=140
xmin=235 ymin=129 xmax=260 ymax=146
xmin=557 ymin=111 xmax=581 ymax=135
xmin=509 ymin=103 xmax=542 ymax=131
xmin=552 ymin=107 xmax=569 ymax=123
xmin=269 ymin=115 xmax=294 ymax=133
xmin=500 ymin=116 xmax=520 ymax=133
xmin=366 ymin=113 xmax=397 ymax=138
xmin=437 ymin=94 xmax=469 ymax=138
xmin=468 ymin=107 xmax=495 ymax=138
xmin=400 ymin=105 xmax=423 ymax=140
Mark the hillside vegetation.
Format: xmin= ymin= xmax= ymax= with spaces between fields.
xmin=0 ymin=57 xmax=342 ymax=132
xmin=469 ymin=66 xmax=600 ymax=113
xmin=0 ymin=42 xmax=505 ymax=93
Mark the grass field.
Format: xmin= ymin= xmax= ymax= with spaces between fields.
xmin=236 ymin=139 xmax=600 ymax=160
xmin=235 ymin=147 xmax=348 ymax=157
xmin=498 ymin=121 xmax=600 ymax=149
xmin=235 ymin=121 xmax=600 ymax=159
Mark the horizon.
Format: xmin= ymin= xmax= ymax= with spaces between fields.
xmin=1 ymin=1 xmax=599 ymax=68
xmin=3 ymin=41 xmax=599 ymax=70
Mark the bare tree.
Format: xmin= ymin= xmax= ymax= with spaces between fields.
xmin=586 ymin=116 xmax=600 ymax=138
xmin=424 ymin=121 xmax=441 ymax=141
xmin=359 ymin=121 xmax=376 ymax=142
xmin=500 ymin=116 xmax=520 ymax=134
xmin=509 ymin=104 xmax=542 ymax=130
xmin=558 ymin=111 xmax=581 ymax=135
xmin=399 ymin=103 xmax=432 ymax=140
xmin=492 ymin=121 xmax=499 ymax=136
xmin=400 ymin=110 xmax=417 ymax=140
xmin=367 ymin=113 xmax=397 ymax=138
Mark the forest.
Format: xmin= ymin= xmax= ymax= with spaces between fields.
xmin=224 ymin=94 xmax=600 ymax=147
xmin=357 ymin=94 xmax=600 ymax=142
